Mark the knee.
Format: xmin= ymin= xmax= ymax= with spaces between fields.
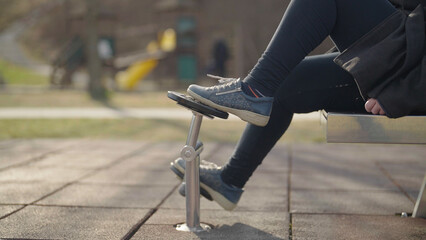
xmin=291 ymin=0 xmax=337 ymax=25
xmin=274 ymin=80 xmax=313 ymax=114
xmin=274 ymin=86 xmax=294 ymax=113
xmin=292 ymin=0 xmax=335 ymax=10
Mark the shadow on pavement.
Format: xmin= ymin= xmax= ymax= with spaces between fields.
xmin=196 ymin=222 xmax=285 ymax=240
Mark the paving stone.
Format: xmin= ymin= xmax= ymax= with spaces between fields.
xmin=291 ymin=145 xmax=380 ymax=174
xmin=162 ymin=188 xmax=222 ymax=210
xmin=290 ymin=143 xmax=426 ymax=190
xmin=238 ymin=186 xmax=287 ymax=211
xmin=65 ymin=139 xmax=145 ymax=153
xmin=188 ymin=142 xmax=228 ymax=166
xmin=292 ymin=214 xmax=426 ymax=240
xmin=29 ymin=151 xmax=131 ymax=169
xmin=292 ymin=144 xmax=426 ymax=164
xmin=122 ymin=142 xmax=181 ymax=162
xmin=162 ymin=185 xmax=287 ymax=212
xmin=390 ymin=175 xmax=424 ymax=200
xmin=0 ymin=139 xmax=22 ymax=148
xmin=205 ymin=143 xmax=288 ymax=170
xmin=2 ymin=140 xmax=424 ymax=239
xmin=354 ymin=144 xmax=426 ymax=162
xmin=245 ymin=172 xmax=288 ymax=189
xmin=112 ymin=154 xmax=179 ymax=172
xmin=380 ymin=161 xmax=426 ymax=178
xmin=257 ymin=145 xmax=289 ymax=172
xmin=291 ymin=190 xmax=414 ymax=215
xmin=0 ymin=205 xmax=23 ymax=218
xmin=192 ymin=142 xmax=288 ymax=173
xmin=206 ymin=143 xmax=235 ymax=166
xmin=0 ymin=182 xmax=63 ymax=204
xmin=291 ymin=170 xmax=397 ymax=191
xmin=0 ymin=166 xmax=91 ymax=183
xmin=110 ymin=142 xmax=214 ymax=172
xmin=0 ymin=205 xmax=149 ymax=239
xmin=81 ymin=168 xmax=179 ymax=186
xmin=39 ymin=183 xmax=175 ymax=208
xmin=135 ymin=224 xmax=287 ymax=240
xmin=134 ymin=209 xmax=288 ymax=240
xmin=112 ymin=142 xmax=285 ymax=174
xmin=197 ymin=142 xmax=222 ymax=158
xmin=0 ymin=139 xmax=73 ymax=170
xmin=380 ymin=161 xmax=426 ymax=198
xmin=409 ymin=190 xmax=423 ymax=204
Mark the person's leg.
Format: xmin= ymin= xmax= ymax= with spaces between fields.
xmin=174 ymin=53 xmax=365 ymax=210
xmin=187 ymin=0 xmax=396 ymax=126
xmin=221 ymin=53 xmax=365 ymax=188
xmin=246 ymin=0 xmax=397 ymax=96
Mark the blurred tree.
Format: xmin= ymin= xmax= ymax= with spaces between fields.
xmin=0 ymin=72 xmax=5 ymax=88
xmin=85 ymin=0 xmax=107 ymax=100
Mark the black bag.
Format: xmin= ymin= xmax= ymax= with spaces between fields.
xmin=388 ymin=0 xmax=426 ymax=10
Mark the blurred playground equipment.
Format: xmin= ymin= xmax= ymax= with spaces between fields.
xmin=50 ymin=28 xmax=176 ymax=90
xmin=115 ymin=28 xmax=176 ymax=90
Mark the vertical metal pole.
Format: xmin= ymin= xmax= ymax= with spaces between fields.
xmin=185 ymin=113 xmax=202 ymax=229
xmin=176 ymin=112 xmax=211 ymax=232
xmin=186 ymin=113 xmax=203 ymax=147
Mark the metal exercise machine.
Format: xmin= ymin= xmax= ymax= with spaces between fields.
xmin=167 ymin=91 xmax=229 ymax=232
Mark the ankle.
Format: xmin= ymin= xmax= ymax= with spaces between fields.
xmin=242 ymin=76 xmax=274 ymax=97
xmin=220 ymin=171 xmax=244 ymax=189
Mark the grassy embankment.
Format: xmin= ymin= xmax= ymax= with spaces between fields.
xmin=0 ymin=118 xmax=325 ymax=143
xmin=0 ymin=59 xmax=49 ymax=86
xmin=0 ymin=90 xmax=325 ymax=142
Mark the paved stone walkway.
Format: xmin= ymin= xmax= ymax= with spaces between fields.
xmin=0 ymin=139 xmax=425 ymax=239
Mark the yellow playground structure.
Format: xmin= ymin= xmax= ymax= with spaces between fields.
xmin=115 ymin=28 xmax=176 ymax=90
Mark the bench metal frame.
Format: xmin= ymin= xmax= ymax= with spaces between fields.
xmin=323 ymin=111 xmax=426 ymax=218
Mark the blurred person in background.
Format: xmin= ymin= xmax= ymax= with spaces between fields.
xmin=212 ymin=39 xmax=229 ymax=77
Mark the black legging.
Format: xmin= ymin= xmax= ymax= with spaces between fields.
xmin=221 ymin=0 xmax=397 ymax=188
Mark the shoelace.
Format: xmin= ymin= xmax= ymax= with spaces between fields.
xmin=206 ymin=74 xmax=240 ymax=90
xmin=200 ymin=160 xmax=219 ymax=168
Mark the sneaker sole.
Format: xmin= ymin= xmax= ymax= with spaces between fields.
xmin=187 ymin=89 xmax=269 ymax=127
xmin=170 ymin=162 xmax=213 ymax=201
xmin=171 ymin=161 xmax=237 ymax=210
xmin=199 ymin=181 xmax=237 ymax=211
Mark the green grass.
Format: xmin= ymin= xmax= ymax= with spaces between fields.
xmin=0 ymin=119 xmax=325 ymax=143
xmin=0 ymin=59 xmax=49 ymax=86
xmin=0 ymin=90 xmax=177 ymax=108
xmin=0 ymin=87 xmax=325 ymax=143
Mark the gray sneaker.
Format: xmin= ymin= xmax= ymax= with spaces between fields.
xmin=187 ymin=76 xmax=273 ymax=127
xmin=171 ymin=158 xmax=244 ymax=211
xmin=170 ymin=158 xmax=216 ymax=201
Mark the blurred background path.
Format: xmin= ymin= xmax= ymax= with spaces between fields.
xmin=0 ymin=0 xmax=63 ymax=75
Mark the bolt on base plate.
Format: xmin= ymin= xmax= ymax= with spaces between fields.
xmin=175 ymin=223 xmax=212 ymax=232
